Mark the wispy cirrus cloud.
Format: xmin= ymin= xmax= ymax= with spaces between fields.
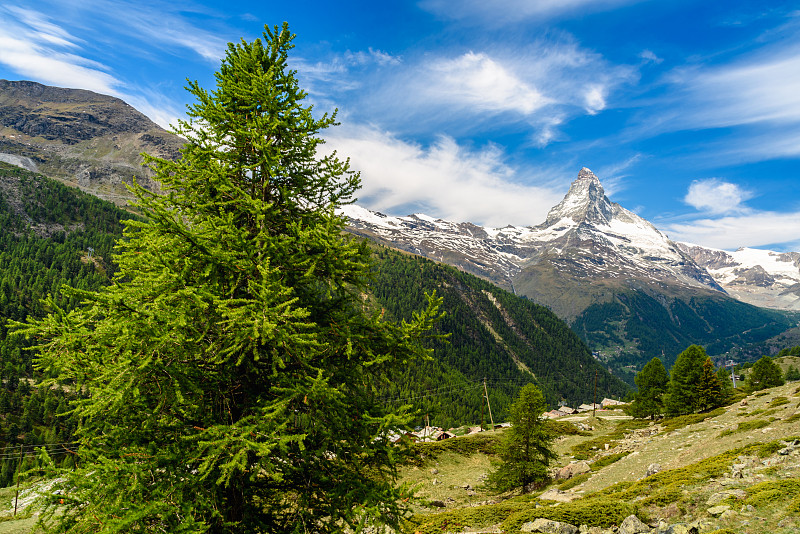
xmin=325 ymin=35 xmax=637 ymax=147
xmin=426 ymin=52 xmax=551 ymax=115
xmin=0 ymin=5 xmax=121 ymax=95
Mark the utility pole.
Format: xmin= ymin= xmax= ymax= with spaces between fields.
xmin=593 ymin=370 xmax=598 ymax=418
xmin=14 ymin=444 xmax=23 ymax=517
xmin=483 ymin=378 xmax=495 ymax=431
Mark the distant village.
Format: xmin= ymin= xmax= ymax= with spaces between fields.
xmin=393 ymin=398 xmax=626 ymax=443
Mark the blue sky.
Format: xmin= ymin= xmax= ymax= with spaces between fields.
xmin=1 ymin=1 xmax=800 ymax=251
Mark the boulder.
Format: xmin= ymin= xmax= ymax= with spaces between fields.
xmin=654 ymin=524 xmax=697 ymax=534
xmin=706 ymin=489 xmax=747 ymax=505
xmin=687 ymin=519 xmax=715 ymax=533
xmin=556 ymin=461 xmax=591 ymax=480
xmin=645 ymin=463 xmax=661 ymax=477
xmin=618 ymin=514 xmax=651 ymax=534
xmin=520 ymin=518 xmax=579 ymax=534
xmin=707 ymin=505 xmax=730 ymax=517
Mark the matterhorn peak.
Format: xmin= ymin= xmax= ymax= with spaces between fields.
xmin=544 ymin=167 xmax=612 ymax=226
xmin=577 ymin=167 xmax=600 ymax=182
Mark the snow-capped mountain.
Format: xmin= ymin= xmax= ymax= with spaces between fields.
xmin=343 ymin=168 xmax=723 ymax=319
xmin=677 ymin=243 xmax=800 ymax=311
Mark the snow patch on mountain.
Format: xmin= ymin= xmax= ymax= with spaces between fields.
xmin=340 ymin=168 xmax=728 ymax=303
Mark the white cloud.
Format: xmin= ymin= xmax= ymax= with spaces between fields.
xmin=684 ymin=178 xmax=753 ymax=215
xmin=428 ymin=52 xmax=550 ymax=116
xmin=665 ymin=211 xmax=800 ymax=251
xmin=639 ymin=49 xmax=663 ymax=64
xmin=0 ymin=10 xmax=121 ymax=95
xmin=584 ymin=85 xmax=606 ymax=115
xmin=321 ymin=124 xmax=564 ymax=227
xmin=337 ymin=38 xmax=636 ymax=146
xmin=344 ymin=48 xmax=401 ymax=67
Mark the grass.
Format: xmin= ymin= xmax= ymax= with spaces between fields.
xmin=406 ymin=431 xmax=502 ymax=466
xmin=661 ymin=407 xmax=726 ymax=433
xmin=718 ymin=418 xmax=771 ymax=437
xmin=769 ymin=396 xmax=790 ymax=407
xmin=570 ymin=419 xmax=650 ymax=460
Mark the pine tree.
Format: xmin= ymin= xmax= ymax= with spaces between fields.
xmin=16 ymin=23 xmax=442 ymax=533
xmin=487 ymin=384 xmax=557 ymax=493
xmin=748 ymin=355 xmax=784 ymax=391
xmin=696 ymin=357 xmax=723 ymax=412
xmin=629 ymin=356 xmax=668 ymax=419
xmin=664 ymin=344 xmax=708 ymax=416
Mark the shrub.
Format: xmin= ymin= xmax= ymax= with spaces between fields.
xmin=501 ymin=497 xmax=633 ymax=530
xmin=559 ymin=472 xmax=591 ymax=491
xmin=591 ymin=452 xmax=631 ymax=471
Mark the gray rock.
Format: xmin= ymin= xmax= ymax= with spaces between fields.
xmin=520 ymin=518 xmax=579 ymax=534
xmin=618 ymin=514 xmax=651 ymax=534
xmin=430 ymin=468 xmax=439 ymax=475
xmin=645 ymin=463 xmax=661 ymax=477
xmin=556 ymin=461 xmax=591 ymax=480
xmin=707 ymin=505 xmax=730 ymax=516
xmin=706 ymin=489 xmax=747 ymax=505
xmin=719 ymin=510 xmax=737 ymax=521
xmin=687 ymin=519 xmax=715 ymax=533
xmin=655 ymin=524 xmax=697 ymax=534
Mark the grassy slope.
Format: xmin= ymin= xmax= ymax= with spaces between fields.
xmin=401 ymin=380 xmax=800 ymax=534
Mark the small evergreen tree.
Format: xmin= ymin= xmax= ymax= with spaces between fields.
xmin=716 ymin=365 xmax=734 ymax=399
xmin=748 ymin=356 xmax=785 ymax=391
xmin=16 ymin=23 xmax=442 ymax=533
xmin=696 ymin=357 xmax=723 ymax=412
xmin=785 ymin=365 xmax=800 ymax=382
xmin=629 ymin=356 xmax=668 ymax=419
xmin=664 ymin=345 xmax=707 ymax=416
xmin=487 ymin=384 xmax=557 ymax=493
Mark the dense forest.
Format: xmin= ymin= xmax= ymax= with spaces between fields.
xmin=572 ymin=288 xmax=797 ymax=383
xmin=369 ymin=247 xmax=629 ymax=428
xmin=0 ymin=162 xmax=129 ymax=486
xmin=0 ymin=162 xmax=630 ymax=486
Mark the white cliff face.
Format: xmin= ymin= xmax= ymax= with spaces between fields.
xmin=339 ymin=168 xmax=726 ymax=302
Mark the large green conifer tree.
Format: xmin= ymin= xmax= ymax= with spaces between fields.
xmin=17 ymin=24 xmax=441 ymax=533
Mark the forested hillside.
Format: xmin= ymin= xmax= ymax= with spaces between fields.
xmin=369 ymin=247 xmax=629 ymax=427
xmin=0 ymin=162 xmax=129 ymax=485
xmin=572 ymin=288 xmax=797 ymax=383
xmin=0 ymin=162 xmax=628 ymax=469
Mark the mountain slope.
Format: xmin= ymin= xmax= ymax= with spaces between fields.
xmin=0 ymin=162 xmax=628 ymax=432
xmin=343 ymin=169 xmax=798 ymax=374
xmin=0 ymin=79 xmax=183 ymax=205
xmin=678 ymin=242 xmax=800 ymax=311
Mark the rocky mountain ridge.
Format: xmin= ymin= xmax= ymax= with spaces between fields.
xmin=343 ymin=168 xmax=726 ymax=320
xmin=677 ymin=243 xmax=800 ymax=311
xmin=0 ymin=79 xmax=183 ymax=205
xmin=343 ymin=168 xmax=798 ymax=369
